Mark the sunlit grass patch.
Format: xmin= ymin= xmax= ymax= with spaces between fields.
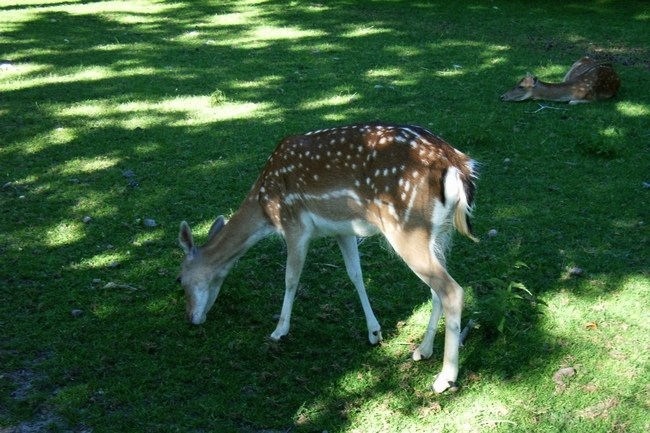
xmin=45 ymin=220 xmax=86 ymax=247
xmin=300 ymin=92 xmax=359 ymax=110
xmin=55 ymin=97 xmax=278 ymax=128
xmin=615 ymin=101 xmax=649 ymax=117
xmin=56 ymin=157 xmax=121 ymax=175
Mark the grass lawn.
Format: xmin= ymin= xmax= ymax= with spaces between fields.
xmin=1 ymin=1 xmax=649 ymax=432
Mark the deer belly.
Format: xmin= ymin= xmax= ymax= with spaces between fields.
xmin=300 ymin=211 xmax=379 ymax=238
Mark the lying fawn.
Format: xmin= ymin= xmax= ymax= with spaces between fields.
xmin=501 ymin=56 xmax=620 ymax=104
xmin=177 ymin=123 xmax=478 ymax=393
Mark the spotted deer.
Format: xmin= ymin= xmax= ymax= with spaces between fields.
xmin=501 ymin=56 xmax=620 ymax=104
xmin=177 ymin=123 xmax=478 ymax=393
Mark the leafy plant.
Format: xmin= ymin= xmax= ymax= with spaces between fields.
xmin=471 ymin=262 xmax=547 ymax=340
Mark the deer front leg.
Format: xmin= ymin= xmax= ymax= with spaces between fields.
xmin=336 ymin=235 xmax=382 ymax=344
xmin=270 ymin=234 xmax=308 ymax=341
xmin=413 ymin=288 xmax=442 ymax=361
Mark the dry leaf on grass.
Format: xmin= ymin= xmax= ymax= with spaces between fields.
xmin=578 ymin=397 xmax=619 ymax=419
xmin=553 ymin=366 xmax=576 ymax=393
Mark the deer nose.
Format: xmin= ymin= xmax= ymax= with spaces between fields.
xmin=186 ymin=310 xmax=207 ymax=325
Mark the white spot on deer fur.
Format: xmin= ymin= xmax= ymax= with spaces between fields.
xmin=404 ymin=184 xmax=419 ymax=223
xmin=379 ymin=137 xmax=387 ymax=145
xmin=313 ymin=174 xmax=319 ymax=181
xmin=412 ymin=171 xmax=419 ymax=178
xmin=383 ymin=168 xmax=389 ymax=176
xmin=366 ymin=177 xmax=371 ymax=185
xmin=357 ymin=146 xmax=363 ymax=153
xmin=404 ymin=180 xmax=411 ymax=192
xmin=392 ymin=167 xmax=397 ymax=174
xmin=354 ymin=180 xmax=360 ymax=187
xmin=401 ymin=192 xmax=407 ymax=201
xmin=387 ymin=202 xmax=399 ymax=221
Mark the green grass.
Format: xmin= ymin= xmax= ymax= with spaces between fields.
xmin=1 ymin=0 xmax=649 ymax=432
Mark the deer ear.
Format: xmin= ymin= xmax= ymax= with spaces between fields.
xmin=208 ymin=215 xmax=226 ymax=240
xmin=179 ymin=221 xmax=196 ymax=258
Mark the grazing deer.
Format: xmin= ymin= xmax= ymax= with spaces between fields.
xmin=501 ymin=56 xmax=620 ymax=104
xmin=177 ymin=123 xmax=478 ymax=393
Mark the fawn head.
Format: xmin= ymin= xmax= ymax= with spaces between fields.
xmin=501 ymin=73 xmax=538 ymax=101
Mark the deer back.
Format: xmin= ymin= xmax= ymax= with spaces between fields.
xmin=254 ymin=123 xmax=477 ymax=240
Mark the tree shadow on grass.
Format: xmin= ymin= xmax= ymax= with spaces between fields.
xmin=1 ymin=1 xmax=649 ymax=432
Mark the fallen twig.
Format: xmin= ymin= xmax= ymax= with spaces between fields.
xmin=481 ymin=419 xmax=517 ymax=427
xmin=526 ymin=103 xmax=568 ymax=114
xmin=103 ymin=282 xmax=139 ymax=291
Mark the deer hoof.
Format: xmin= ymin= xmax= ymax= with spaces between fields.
xmin=369 ymin=329 xmax=383 ymax=345
xmin=412 ymin=345 xmax=433 ymax=362
xmin=432 ymin=375 xmax=459 ymax=394
xmin=269 ymin=330 xmax=287 ymax=342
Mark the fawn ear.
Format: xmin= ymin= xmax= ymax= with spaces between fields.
xmin=208 ymin=215 xmax=225 ymax=240
xmin=179 ymin=221 xmax=196 ymax=258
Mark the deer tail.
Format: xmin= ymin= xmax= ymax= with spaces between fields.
xmin=453 ymin=159 xmax=479 ymax=242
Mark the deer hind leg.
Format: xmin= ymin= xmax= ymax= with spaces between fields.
xmin=414 ymin=267 xmax=463 ymax=393
xmin=412 ymin=288 xmax=442 ymax=361
xmin=386 ymin=230 xmax=463 ymax=393
xmin=429 ymin=273 xmax=463 ymax=393
xmin=336 ymin=235 xmax=382 ymax=345
xmin=270 ymin=232 xmax=309 ymax=341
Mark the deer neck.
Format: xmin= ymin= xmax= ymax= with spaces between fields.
xmin=202 ymin=195 xmax=274 ymax=267
xmin=533 ymin=80 xmax=579 ymax=102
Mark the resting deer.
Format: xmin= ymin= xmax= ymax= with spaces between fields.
xmin=501 ymin=56 xmax=620 ymax=104
xmin=177 ymin=123 xmax=478 ymax=393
